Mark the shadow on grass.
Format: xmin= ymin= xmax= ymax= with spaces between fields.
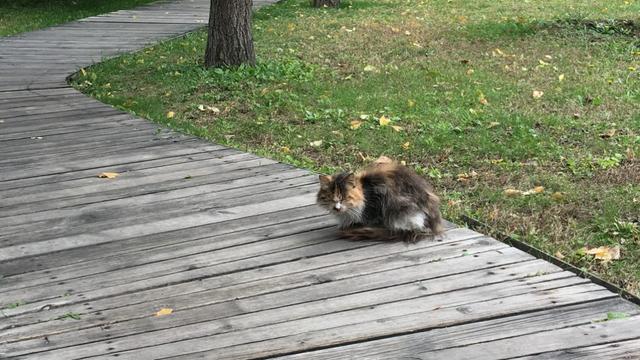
xmin=462 ymin=17 xmax=640 ymax=41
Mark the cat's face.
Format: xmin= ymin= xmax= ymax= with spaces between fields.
xmin=316 ymin=172 xmax=365 ymax=214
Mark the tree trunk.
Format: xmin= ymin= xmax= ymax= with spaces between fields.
xmin=204 ymin=0 xmax=255 ymax=68
xmin=312 ymin=0 xmax=340 ymax=7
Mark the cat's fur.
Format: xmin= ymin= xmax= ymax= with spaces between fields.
xmin=317 ymin=156 xmax=443 ymax=242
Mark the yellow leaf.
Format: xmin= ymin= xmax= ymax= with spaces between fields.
xmin=350 ymin=120 xmax=363 ymax=130
xmin=466 ymin=69 xmax=475 ymax=75
xmin=391 ymin=125 xmax=404 ymax=132
xmin=280 ymin=146 xmax=291 ymax=153
xmin=585 ymin=246 xmax=621 ymax=262
xmin=558 ymin=74 xmax=565 ymax=82
xmin=310 ymin=140 xmax=323 ymax=147
xmin=554 ymin=251 xmax=565 ymax=260
xmin=98 ymin=172 xmax=119 ymax=179
xmin=402 ymin=142 xmax=411 ymax=150
xmin=533 ymin=186 xmax=545 ymax=193
xmin=363 ymin=65 xmax=376 ymax=72
xmin=155 ymin=308 xmax=173 ymax=317
xmin=407 ymin=99 xmax=416 ymax=107
xmin=551 ymin=192 xmax=564 ymax=201
xmin=487 ymin=121 xmax=500 ymax=129
xmin=80 ymin=68 xmax=87 ymax=76
xmin=479 ymin=97 xmax=488 ymax=106
xmin=532 ymin=90 xmax=544 ymax=99
xmin=379 ymin=115 xmax=391 ymax=127
xmin=166 ymin=111 xmax=175 ymax=118
xmin=504 ymin=188 xmax=522 ymax=197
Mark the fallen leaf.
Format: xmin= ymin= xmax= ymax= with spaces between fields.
xmin=600 ymin=129 xmax=616 ymax=139
xmin=379 ymin=115 xmax=391 ymax=127
xmin=504 ymin=188 xmax=522 ymax=197
xmin=310 ymin=140 xmax=323 ymax=147
xmin=280 ymin=146 xmax=291 ymax=153
xmin=98 ymin=172 xmax=119 ymax=179
xmin=607 ymin=312 xmax=630 ymax=321
xmin=363 ymin=65 xmax=377 ymax=72
xmin=350 ymin=120 xmax=363 ymax=130
xmin=584 ymin=246 xmax=621 ymax=262
xmin=626 ymin=147 xmax=635 ymax=160
xmin=407 ymin=99 xmax=416 ymax=107
xmin=554 ymin=251 xmax=565 ymax=259
xmin=479 ymin=96 xmax=488 ymax=105
xmin=391 ymin=125 xmax=404 ymax=132
xmin=166 ymin=111 xmax=175 ymax=118
xmin=402 ymin=142 xmax=411 ymax=150
xmin=487 ymin=121 xmax=500 ymax=129
xmin=532 ymin=90 xmax=544 ymax=99
xmin=198 ymin=105 xmax=221 ymax=114
xmin=558 ymin=73 xmax=565 ymax=82
xmin=466 ymin=69 xmax=474 ymax=75
xmin=551 ymin=192 xmax=564 ymax=201
xmin=534 ymin=186 xmax=545 ymax=193
xmin=155 ymin=308 xmax=173 ymax=317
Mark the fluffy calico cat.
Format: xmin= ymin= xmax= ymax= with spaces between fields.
xmin=317 ymin=156 xmax=443 ymax=242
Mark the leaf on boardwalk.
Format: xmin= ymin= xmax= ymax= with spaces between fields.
xmin=155 ymin=308 xmax=173 ymax=317
xmin=607 ymin=312 xmax=630 ymax=321
xmin=98 ymin=172 xmax=119 ymax=179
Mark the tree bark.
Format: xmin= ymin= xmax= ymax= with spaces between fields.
xmin=204 ymin=0 xmax=255 ymax=68
xmin=312 ymin=0 xmax=340 ymax=7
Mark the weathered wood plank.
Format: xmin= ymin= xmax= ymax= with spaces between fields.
xmin=267 ymin=297 xmax=640 ymax=360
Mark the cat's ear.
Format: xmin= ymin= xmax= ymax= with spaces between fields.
xmin=319 ymin=175 xmax=332 ymax=188
xmin=345 ymin=173 xmax=357 ymax=187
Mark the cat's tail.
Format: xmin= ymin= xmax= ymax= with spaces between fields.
xmin=339 ymin=227 xmax=429 ymax=243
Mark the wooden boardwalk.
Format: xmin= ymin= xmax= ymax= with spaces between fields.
xmin=1 ymin=1 xmax=640 ymax=359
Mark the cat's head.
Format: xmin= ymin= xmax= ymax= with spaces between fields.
xmin=316 ymin=172 xmax=364 ymax=214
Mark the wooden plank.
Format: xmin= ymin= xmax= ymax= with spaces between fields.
xmin=400 ymin=316 xmax=640 ymax=360
xmin=0 ymin=153 xmax=269 ymax=208
xmin=162 ymin=279 xmax=612 ymax=360
xmin=0 ymin=204 xmax=326 ymax=277
xmin=2 ymin=244 xmax=528 ymax=357
xmin=513 ymin=337 xmax=640 ymax=359
xmin=0 ymin=141 xmax=223 ymax=181
xmin=24 ymin=272 xmax=602 ymax=359
xmin=0 ymin=174 xmax=318 ymax=244
xmin=0 ymin=225 xmax=470 ymax=335
xmin=267 ymin=297 xmax=640 ymax=359
xmin=0 ymin=181 xmax=319 ymax=248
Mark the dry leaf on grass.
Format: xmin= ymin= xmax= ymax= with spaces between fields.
xmin=309 ymin=140 xmax=323 ymax=147
xmin=532 ymin=90 xmax=544 ymax=99
xmin=584 ymin=246 xmax=621 ymax=262
xmin=350 ymin=120 xmax=363 ymax=130
xmin=600 ymin=129 xmax=616 ymax=139
xmin=504 ymin=188 xmax=522 ymax=197
xmin=379 ymin=115 xmax=391 ymax=127
xmin=166 ymin=111 xmax=175 ymax=118
xmin=98 ymin=172 xmax=119 ymax=179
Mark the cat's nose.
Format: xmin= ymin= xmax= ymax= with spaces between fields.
xmin=334 ymin=203 xmax=342 ymax=211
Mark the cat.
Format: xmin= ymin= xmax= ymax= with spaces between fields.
xmin=317 ymin=156 xmax=443 ymax=242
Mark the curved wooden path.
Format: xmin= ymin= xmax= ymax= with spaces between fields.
xmin=1 ymin=1 xmax=640 ymax=359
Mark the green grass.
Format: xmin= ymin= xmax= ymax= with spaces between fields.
xmin=0 ymin=0 xmax=157 ymax=36
xmin=72 ymin=0 xmax=640 ymax=295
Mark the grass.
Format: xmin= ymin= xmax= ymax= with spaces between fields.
xmin=72 ymin=0 xmax=640 ymax=295
xmin=0 ymin=0 xmax=157 ymax=36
